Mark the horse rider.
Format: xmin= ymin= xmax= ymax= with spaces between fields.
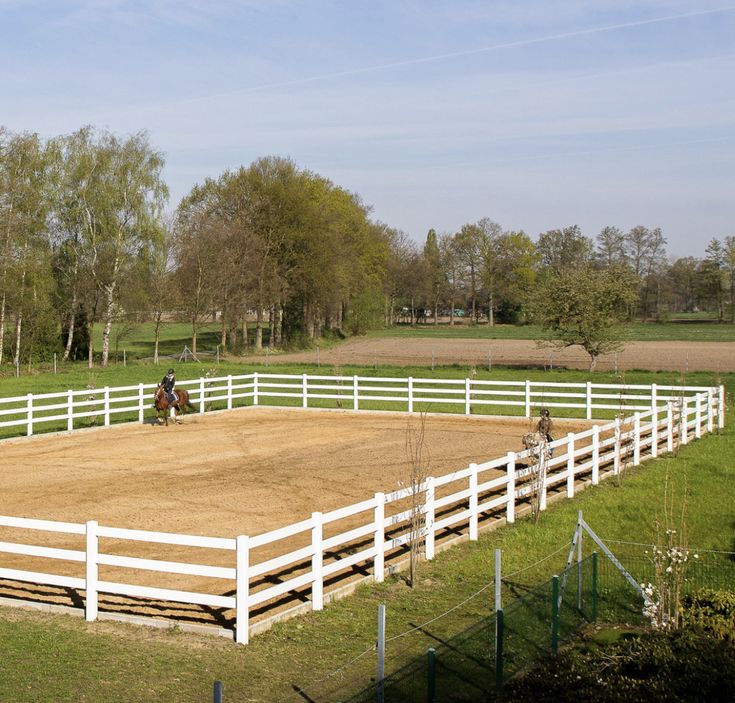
xmin=536 ymin=408 xmax=554 ymax=456
xmin=161 ymin=368 xmax=177 ymax=407
xmin=536 ymin=408 xmax=554 ymax=443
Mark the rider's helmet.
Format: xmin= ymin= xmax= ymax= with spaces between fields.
xmin=168 ymin=368 xmax=175 ymax=375
xmin=540 ymin=408 xmax=550 ymax=417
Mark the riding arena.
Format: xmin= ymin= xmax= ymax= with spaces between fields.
xmin=0 ymin=373 xmax=725 ymax=643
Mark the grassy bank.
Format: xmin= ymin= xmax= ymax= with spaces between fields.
xmin=0 ymin=366 xmax=732 ymax=702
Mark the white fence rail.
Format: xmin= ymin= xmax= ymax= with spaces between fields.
xmin=0 ymin=373 xmax=725 ymax=437
xmin=0 ymin=380 xmax=724 ymax=643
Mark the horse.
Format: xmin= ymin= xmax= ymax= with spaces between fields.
xmin=154 ymin=385 xmax=196 ymax=426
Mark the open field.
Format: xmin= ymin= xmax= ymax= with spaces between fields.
xmin=248 ymin=336 xmax=735 ymax=372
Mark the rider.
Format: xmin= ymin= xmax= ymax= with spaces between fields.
xmin=536 ymin=408 xmax=554 ymax=455
xmin=161 ymin=368 xmax=177 ymax=406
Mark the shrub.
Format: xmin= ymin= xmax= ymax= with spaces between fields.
xmin=682 ymin=588 xmax=735 ymax=641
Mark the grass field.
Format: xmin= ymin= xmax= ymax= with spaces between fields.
xmin=0 ymin=366 xmax=732 ymax=702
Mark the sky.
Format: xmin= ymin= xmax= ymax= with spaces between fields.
xmin=2 ymin=0 xmax=734 ymax=257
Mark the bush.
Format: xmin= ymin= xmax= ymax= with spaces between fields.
xmin=682 ymin=588 xmax=735 ymax=640
xmin=499 ymin=626 xmax=735 ymax=702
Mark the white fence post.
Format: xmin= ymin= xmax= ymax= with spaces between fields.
xmin=586 ymin=382 xmax=593 ymax=420
xmin=235 ymin=535 xmax=250 ymax=645
xmin=199 ymin=378 xmax=205 ymax=413
xmin=591 ymin=425 xmax=600 ymax=485
xmin=651 ymin=383 xmax=658 ymax=414
xmin=633 ymin=413 xmax=641 ymax=465
xmin=374 ymin=492 xmax=385 ymax=582
xmin=506 ymin=453 xmax=516 ymax=524
xmin=353 ymin=376 xmax=359 ymax=411
xmin=85 ymin=520 xmax=98 ymax=621
xmin=566 ymin=433 xmax=575 ymax=497
xmin=469 ymin=463 xmax=479 ymax=540
xmin=138 ymin=384 xmax=145 ymax=423
xmin=681 ymin=399 xmax=688 ymax=446
xmin=408 ymin=377 xmax=414 ymax=414
xmin=707 ymin=389 xmax=714 ymax=434
xmin=26 ymin=393 xmax=33 ymax=437
xmin=525 ymin=380 xmax=531 ymax=418
xmin=302 ymin=374 xmax=308 ymax=409
xmin=103 ymin=387 xmax=110 ymax=427
xmin=719 ymin=385 xmax=725 ymax=430
xmin=253 ymin=372 xmax=259 ymax=406
xmin=667 ymin=402 xmax=674 ymax=453
xmin=465 ymin=378 xmax=471 ymax=416
xmin=613 ymin=418 xmax=621 ymax=475
xmin=67 ymin=389 xmax=74 ymax=432
xmin=227 ymin=375 xmax=233 ymax=410
xmin=651 ymin=409 xmax=658 ymax=458
xmin=311 ymin=512 xmax=323 ymax=611
xmin=424 ymin=477 xmax=435 ymax=560
xmin=695 ymin=394 xmax=702 ymax=439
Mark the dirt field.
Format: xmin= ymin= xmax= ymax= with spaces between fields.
xmin=252 ymin=338 xmax=735 ymax=372
xmin=0 ymin=406 xmax=596 ymax=621
xmin=0 ymin=407 xmax=591 ymax=538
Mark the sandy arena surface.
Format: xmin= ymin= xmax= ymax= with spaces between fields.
xmin=249 ymin=338 xmax=735 ymax=372
xmin=0 ymin=407 xmax=591 ymax=538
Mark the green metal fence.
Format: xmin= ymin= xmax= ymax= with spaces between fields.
xmin=336 ymin=547 xmax=734 ymax=703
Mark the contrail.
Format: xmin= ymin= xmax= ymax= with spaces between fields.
xmin=192 ymin=5 xmax=735 ymax=101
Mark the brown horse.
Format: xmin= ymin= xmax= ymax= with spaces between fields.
xmin=154 ymin=385 xmax=196 ymax=425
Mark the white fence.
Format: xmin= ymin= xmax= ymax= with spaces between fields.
xmin=0 ymin=372 xmax=725 ymax=437
xmin=0 ymin=377 xmax=725 ymax=644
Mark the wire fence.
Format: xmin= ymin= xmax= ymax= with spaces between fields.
xmin=314 ymin=544 xmax=735 ymax=703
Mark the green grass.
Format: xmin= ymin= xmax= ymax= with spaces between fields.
xmin=0 ymin=367 xmax=733 ymax=701
xmin=369 ymin=321 xmax=735 ymax=342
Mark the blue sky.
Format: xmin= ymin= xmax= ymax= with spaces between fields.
xmin=2 ymin=1 xmax=734 ymax=256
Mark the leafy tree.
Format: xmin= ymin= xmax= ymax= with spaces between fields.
xmin=493 ymin=230 xmax=540 ymax=323
xmin=537 ymin=225 xmax=593 ymax=274
xmin=528 ymin=265 xmax=638 ymax=370
xmin=595 ymin=226 xmax=627 ymax=268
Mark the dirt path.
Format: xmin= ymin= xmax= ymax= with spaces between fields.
xmin=245 ymin=338 xmax=735 ymax=372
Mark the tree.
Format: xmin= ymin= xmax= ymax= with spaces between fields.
xmin=528 ymin=265 xmax=638 ymax=371
xmin=595 ymin=226 xmax=627 ymax=268
xmin=493 ymin=230 xmax=540 ymax=323
xmin=423 ymin=229 xmax=445 ymax=325
xmin=0 ymin=130 xmax=56 ymax=366
xmin=536 ymin=225 xmax=593 ymax=274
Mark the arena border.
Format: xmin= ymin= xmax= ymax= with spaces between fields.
xmin=0 ymin=375 xmax=725 ymax=644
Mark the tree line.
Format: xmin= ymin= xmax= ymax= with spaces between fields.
xmin=1 ymin=125 xmax=733 ymax=368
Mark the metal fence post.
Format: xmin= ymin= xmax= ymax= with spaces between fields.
xmin=213 ymin=680 xmax=223 ymax=703
xmin=427 ymin=648 xmax=436 ymax=703
xmin=495 ymin=608 xmax=505 ymax=689
xmin=592 ymin=552 xmax=598 ymax=623
xmin=377 ymin=604 xmax=386 ymax=703
xmin=551 ymin=575 xmax=559 ymax=654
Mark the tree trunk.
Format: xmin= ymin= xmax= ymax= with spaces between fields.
xmin=489 ymin=293 xmax=494 ymax=326
xmin=153 ymin=311 xmax=162 ymax=365
xmin=0 ymin=291 xmax=6 ymax=365
xmin=255 ymin=306 xmax=263 ymax=350
xmin=101 ymin=279 xmax=117 ymax=368
xmin=191 ymin=316 xmax=198 ymax=356
xmin=589 ymin=354 xmax=598 ymax=372
xmin=13 ymin=310 xmax=22 ymax=367
xmin=241 ymin=317 xmax=249 ymax=352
